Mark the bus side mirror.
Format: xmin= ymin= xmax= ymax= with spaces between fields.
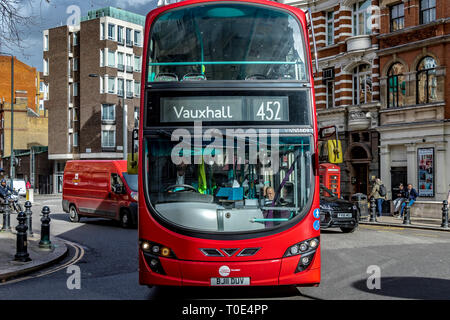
xmin=327 ymin=140 xmax=343 ymax=164
xmin=128 ymin=129 xmax=139 ymax=174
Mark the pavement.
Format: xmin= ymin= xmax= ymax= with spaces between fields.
xmin=359 ymin=214 xmax=450 ymax=231
xmin=0 ymin=197 xmax=68 ymax=282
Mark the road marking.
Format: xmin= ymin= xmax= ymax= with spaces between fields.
xmin=0 ymin=240 xmax=85 ymax=286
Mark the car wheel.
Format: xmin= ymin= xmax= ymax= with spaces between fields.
xmin=69 ymin=205 xmax=80 ymax=223
xmin=340 ymin=226 xmax=356 ymax=233
xmin=120 ymin=210 xmax=131 ymax=228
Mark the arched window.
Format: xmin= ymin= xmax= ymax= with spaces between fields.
xmin=387 ymin=63 xmax=406 ymax=108
xmin=417 ymin=56 xmax=437 ymax=104
xmin=353 ymin=64 xmax=372 ymax=105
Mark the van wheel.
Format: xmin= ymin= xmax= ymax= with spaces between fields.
xmin=69 ymin=205 xmax=80 ymax=223
xmin=120 ymin=210 xmax=131 ymax=228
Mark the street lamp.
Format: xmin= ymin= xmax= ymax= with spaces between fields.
xmin=0 ymin=52 xmax=15 ymax=189
xmin=89 ymin=74 xmax=127 ymax=160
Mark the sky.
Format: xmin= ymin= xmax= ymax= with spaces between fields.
xmin=7 ymin=0 xmax=159 ymax=71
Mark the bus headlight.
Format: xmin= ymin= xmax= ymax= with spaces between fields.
xmin=139 ymin=240 xmax=176 ymax=259
xmin=284 ymin=237 xmax=320 ymax=257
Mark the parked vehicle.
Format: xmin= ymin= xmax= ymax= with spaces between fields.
xmin=320 ymin=185 xmax=358 ymax=233
xmin=6 ymin=179 xmax=26 ymax=197
xmin=62 ymin=160 xmax=138 ymax=228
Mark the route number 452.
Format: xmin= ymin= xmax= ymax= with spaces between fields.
xmin=256 ymin=101 xmax=282 ymax=121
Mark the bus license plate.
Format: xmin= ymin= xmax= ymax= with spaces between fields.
xmin=211 ymin=277 xmax=250 ymax=286
xmin=337 ymin=213 xmax=352 ymax=218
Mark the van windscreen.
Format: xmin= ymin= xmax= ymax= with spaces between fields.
xmin=122 ymin=173 xmax=138 ymax=191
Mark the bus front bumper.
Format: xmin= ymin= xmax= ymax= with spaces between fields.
xmin=139 ymin=250 xmax=320 ymax=287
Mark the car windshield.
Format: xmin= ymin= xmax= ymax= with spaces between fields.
xmin=147 ymin=3 xmax=307 ymax=81
xmin=145 ymin=132 xmax=313 ymax=233
xmin=122 ymin=173 xmax=138 ymax=191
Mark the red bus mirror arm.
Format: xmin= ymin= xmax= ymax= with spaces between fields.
xmin=131 ymin=128 xmax=138 ymax=165
xmin=306 ymin=8 xmax=319 ymax=78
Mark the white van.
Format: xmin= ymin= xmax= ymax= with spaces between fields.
xmin=6 ymin=179 xmax=27 ymax=196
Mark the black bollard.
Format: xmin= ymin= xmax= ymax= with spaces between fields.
xmin=24 ymin=201 xmax=33 ymax=237
xmin=403 ymin=204 xmax=411 ymax=225
xmin=441 ymin=200 xmax=449 ymax=229
xmin=14 ymin=211 xmax=31 ymax=262
xmin=39 ymin=206 xmax=52 ymax=249
xmin=369 ymin=197 xmax=377 ymax=222
xmin=1 ymin=198 xmax=11 ymax=232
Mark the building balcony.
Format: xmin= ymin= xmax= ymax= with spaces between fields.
xmin=346 ymin=35 xmax=371 ymax=52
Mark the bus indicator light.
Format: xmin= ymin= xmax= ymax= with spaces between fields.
xmin=161 ymin=247 xmax=170 ymax=257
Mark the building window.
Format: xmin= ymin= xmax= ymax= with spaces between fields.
xmin=73 ymin=132 xmax=78 ymax=147
xmin=134 ymin=81 xmax=140 ymax=98
xmin=117 ymin=26 xmax=124 ymax=44
xmin=353 ymin=0 xmax=371 ymax=36
xmin=417 ymin=56 xmax=437 ymax=104
xmin=43 ymin=59 xmax=49 ymax=75
xmin=102 ymin=130 xmax=116 ymax=148
xmin=420 ymin=0 xmax=436 ymax=24
xmin=100 ymin=76 xmax=104 ymax=93
xmin=126 ymin=54 xmax=133 ymax=72
xmin=73 ymin=58 xmax=78 ymax=71
xmin=390 ymin=3 xmax=404 ymax=32
xmin=353 ymin=64 xmax=372 ymax=105
xmin=134 ymin=56 xmax=141 ymax=72
xmin=326 ymin=11 xmax=334 ymax=46
xmin=117 ymin=52 xmax=124 ymax=71
xmin=73 ymin=32 xmax=79 ymax=46
xmin=101 ymin=104 xmax=115 ymax=121
xmin=387 ymin=63 xmax=406 ymax=108
xmin=126 ymin=80 xmax=133 ymax=98
xmin=73 ymin=82 xmax=79 ymax=96
xmin=134 ymin=30 xmax=141 ymax=47
xmin=118 ymin=78 xmax=124 ymax=97
xmin=108 ymin=76 xmax=116 ymax=94
xmin=126 ymin=28 xmax=132 ymax=46
xmin=108 ymin=50 xmax=115 ymax=67
xmin=108 ymin=23 xmax=115 ymax=40
xmin=326 ymin=80 xmax=334 ymax=108
xmin=100 ymin=22 xmax=105 ymax=40
xmin=44 ymin=34 xmax=49 ymax=51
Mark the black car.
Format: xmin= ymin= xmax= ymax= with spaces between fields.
xmin=319 ymin=185 xmax=358 ymax=233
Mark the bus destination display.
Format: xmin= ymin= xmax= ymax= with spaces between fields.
xmin=160 ymin=96 xmax=289 ymax=122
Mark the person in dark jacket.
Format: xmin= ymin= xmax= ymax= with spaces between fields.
xmin=0 ymin=179 xmax=13 ymax=204
xmin=392 ymin=183 xmax=407 ymax=216
xmin=399 ymin=183 xmax=418 ymax=218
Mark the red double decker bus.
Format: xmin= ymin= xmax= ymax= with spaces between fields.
xmin=138 ymin=0 xmax=320 ymax=287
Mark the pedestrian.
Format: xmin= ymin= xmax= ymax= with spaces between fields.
xmin=399 ymin=183 xmax=418 ymax=218
xmin=392 ymin=183 xmax=406 ymax=216
xmin=369 ymin=178 xmax=386 ymax=217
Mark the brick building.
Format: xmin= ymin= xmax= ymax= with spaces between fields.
xmin=377 ymin=0 xmax=450 ymax=218
xmin=43 ymin=7 xmax=144 ymax=192
xmin=284 ymin=0 xmax=382 ymax=199
xmin=0 ymin=56 xmax=41 ymax=113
